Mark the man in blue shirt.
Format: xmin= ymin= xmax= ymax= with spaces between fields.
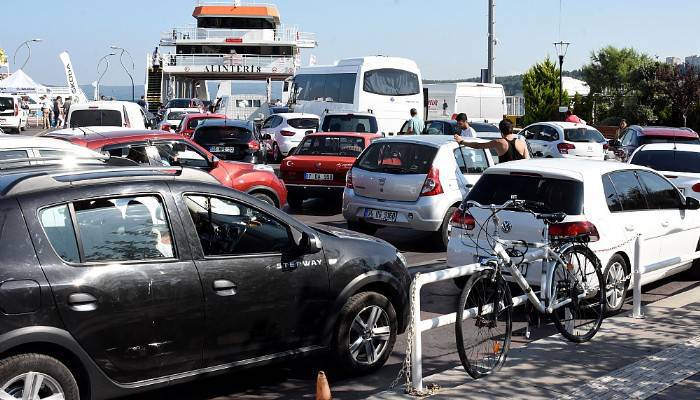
xmin=405 ymin=108 xmax=424 ymax=135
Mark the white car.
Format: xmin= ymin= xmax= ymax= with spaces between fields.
xmin=0 ymin=135 xmax=106 ymax=167
xmin=67 ymin=101 xmax=149 ymax=130
xmin=629 ymin=143 xmax=700 ymax=201
xmin=0 ymin=94 xmax=28 ymax=133
xmin=261 ymin=113 xmax=319 ymax=161
xmin=343 ymin=135 xmax=496 ymax=249
xmin=159 ymin=108 xmax=199 ymax=131
xmin=447 ymin=158 xmax=700 ymax=313
xmin=521 ymin=121 xmax=607 ymax=160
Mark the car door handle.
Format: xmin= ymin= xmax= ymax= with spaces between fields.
xmin=213 ymin=280 xmax=237 ymax=296
xmin=661 ymin=220 xmax=670 ymax=227
xmin=67 ymin=293 xmax=98 ymax=312
xmin=625 ymin=224 xmax=636 ymax=232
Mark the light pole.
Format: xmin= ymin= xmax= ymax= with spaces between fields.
xmin=12 ymin=38 xmax=42 ymax=73
xmin=553 ymin=41 xmax=570 ymax=108
xmin=110 ymin=45 xmax=135 ymax=102
xmin=96 ymin=53 xmax=115 ymax=100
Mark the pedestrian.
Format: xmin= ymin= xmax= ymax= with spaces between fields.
xmin=404 ymin=108 xmax=424 ymax=135
xmin=62 ymin=96 xmax=73 ymax=127
xmin=137 ymin=95 xmax=147 ymax=109
xmin=564 ymin=109 xmax=584 ymax=124
xmin=454 ymin=119 xmax=529 ymax=163
xmin=40 ymin=96 xmax=51 ymax=129
xmin=455 ymin=113 xmax=477 ymax=138
xmin=442 ymin=99 xmax=448 ymax=116
xmin=52 ymin=96 xmax=64 ymax=128
xmin=615 ymin=118 xmax=628 ymax=140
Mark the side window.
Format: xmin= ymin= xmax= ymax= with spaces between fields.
xmin=399 ymin=121 xmax=410 ymax=134
xmin=425 ymin=121 xmax=443 ymax=135
xmin=185 ymin=195 xmax=291 ymax=257
xmin=522 ymin=125 xmax=540 ymax=140
xmin=103 ymin=144 xmax=152 ymax=165
xmin=39 ymin=205 xmax=80 ymax=263
xmin=636 ymin=170 xmax=684 ymax=209
xmin=273 ymin=116 xmax=283 ymax=128
xmin=602 ymin=174 xmax=623 ymax=212
xmin=538 ymin=126 xmax=559 ymax=142
xmin=262 ymin=117 xmax=274 ymax=129
xmin=151 ymin=142 xmax=209 ymax=168
xmin=0 ymin=149 xmax=30 ymax=167
xmin=621 ymin=129 xmax=635 ymax=146
xmin=454 ymin=147 xmax=489 ymax=174
xmin=608 ymin=171 xmax=648 ymax=211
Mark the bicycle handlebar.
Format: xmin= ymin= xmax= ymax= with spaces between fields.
xmin=464 ymin=198 xmax=566 ymax=222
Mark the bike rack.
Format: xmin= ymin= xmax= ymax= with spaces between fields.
xmin=408 ymin=263 xmax=530 ymax=393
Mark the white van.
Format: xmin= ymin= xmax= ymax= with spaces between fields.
xmin=66 ymin=101 xmax=148 ymax=130
xmin=288 ymin=56 xmax=424 ymax=135
xmin=0 ymin=94 xmax=29 ymax=133
xmin=425 ymin=82 xmax=506 ymax=123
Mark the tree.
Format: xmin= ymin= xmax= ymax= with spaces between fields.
xmin=582 ymin=46 xmax=653 ymax=96
xmin=522 ymin=58 xmax=567 ymax=125
xmin=657 ymin=64 xmax=700 ymax=127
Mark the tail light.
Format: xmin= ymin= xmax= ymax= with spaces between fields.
xmin=280 ymin=130 xmax=296 ymax=137
xmin=162 ymin=123 xmax=171 ymax=131
xmin=549 ymin=221 xmax=599 ymax=242
xmin=14 ymin=102 xmax=19 ymax=116
xmin=692 ymin=183 xmax=700 ymax=193
xmin=248 ymin=140 xmax=260 ymax=152
xmin=345 ymin=170 xmax=354 ymax=188
xmin=603 ymin=143 xmax=609 ymax=151
xmin=557 ymin=142 xmax=576 ymax=154
xmin=420 ymin=167 xmax=443 ymax=196
xmin=450 ymin=208 xmax=475 ymax=230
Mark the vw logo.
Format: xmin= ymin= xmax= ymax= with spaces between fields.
xmin=500 ymin=221 xmax=513 ymax=234
xmin=378 ymin=177 xmax=386 ymax=185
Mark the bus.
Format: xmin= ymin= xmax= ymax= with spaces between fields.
xmin=287 ymin=56 xmax=423 ymax=134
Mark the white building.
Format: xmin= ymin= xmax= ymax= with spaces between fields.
xmin=685 ymin=55 xmax=700 ymax=68
xmin=666 ymin=57 xmax=682 ymax=66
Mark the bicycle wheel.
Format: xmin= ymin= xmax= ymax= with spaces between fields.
xmin=550 ymin=244 xmax=605 ymax=343
xmin=455 ymin=269 xmax=512 ymax=379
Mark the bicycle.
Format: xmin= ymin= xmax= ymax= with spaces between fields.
xmin=454 ymin=196 xmax=605 ymax=379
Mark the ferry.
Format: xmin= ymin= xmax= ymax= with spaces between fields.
xmin=145 ymin=1 xmax=317 ymax=113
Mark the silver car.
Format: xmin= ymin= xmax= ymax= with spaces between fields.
xmin=342 ymin=135 xmax=496 ymax=249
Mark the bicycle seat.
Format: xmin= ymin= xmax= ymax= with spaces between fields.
xmin=535 ymin=212 xmax=566 ymax=223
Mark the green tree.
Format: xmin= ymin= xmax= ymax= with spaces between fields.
xmin=582 ymin=46 xmax=653 ymax=96
xmin=522 ymin=58 xmax=567 ymax=125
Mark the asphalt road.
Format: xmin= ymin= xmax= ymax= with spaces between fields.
xmin=22 ymin=127 xmax=700 ymax=399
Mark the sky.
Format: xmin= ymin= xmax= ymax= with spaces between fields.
xmin=2 ymin=0 xmax=699 ymax=86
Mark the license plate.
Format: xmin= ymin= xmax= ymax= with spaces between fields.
xmin=0 ymin=118 xmax=5 ymax=123
xmin=210 ymin=146 xmax=237 ymax=153
xmin=364 ymin=208 xmax=397 ymax=222
xmin=304 ymin=172 xmax=333 ymax=180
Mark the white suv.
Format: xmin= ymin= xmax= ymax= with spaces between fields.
xmin=0 ymin=95 xmax=28 ymax=133
xmin=261 ymin=113 xmax=319 ymax=162
xmin=521 ymin=121 xmax=607 ymax=160
xmin=447 ymin=159 xmax=700 ymax=313
xmin=343 ymin=135 xmax=495 ymax=249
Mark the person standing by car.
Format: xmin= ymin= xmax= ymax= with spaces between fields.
xmin=404 ymin=108 xmax=424 ymax=135
xmin=564 ymin=109 xmax=585 ymax=124
xmin=137 ymin=95 xmax=148 ymax=110
xmin=41 ymin=96 xmax=51 ymax=129
xmin=52 ymin=96 xmax=63 ymax=128
xmin=615 ymin=118 xmax=628 ymax=140
xmin=454 ymin=119 xmax=529 ymax=162
xmin=455 ymin=113 xmax=477 ymax=138
xmin=62 ymin=96 xmax=73 ymax=127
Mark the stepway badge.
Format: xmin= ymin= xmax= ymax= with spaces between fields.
xmin=270 ymin=259 xmax=323 ymax=271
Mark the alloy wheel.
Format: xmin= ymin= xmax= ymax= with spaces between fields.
xmin=606 ymin=261 xmax=626 ymax=310
xmin=1 ymin=371 xmax=65 ymax=400
xmin=348 ymin=305 xmax=391 ymax=365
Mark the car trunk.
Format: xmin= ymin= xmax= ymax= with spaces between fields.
xmin=351 ymin=141 xmax=438 ymax=202
xmin=195 ymin=126 xmax=255 ymax=161
xmin=283 ymin=156 xmax=355 ymax=186
xmin=563 ymin=128 xmax=606 ymax=159
xmin=662 ymin=171 xmax=700 ymax=198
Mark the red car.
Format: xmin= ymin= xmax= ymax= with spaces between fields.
xmin=49 ymin=129 xmax=287 ymax=207
xmin=177 ymin=113 xmax=226 ymax=137
xmin=609 ymin=125 xmax=700 ymax=162
xmin=280 ymin=132 xmax=381 ymax=209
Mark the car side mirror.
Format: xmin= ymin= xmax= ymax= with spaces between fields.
xmin=262 ymin=133 xmax=272 ymax=141
xmin=210 ymin=156 xmax=220 ymax=168
xmin=292 ymin=229 xmax=322 ymax=254
xmin=684 ymin=197 xmax=700 ymax=210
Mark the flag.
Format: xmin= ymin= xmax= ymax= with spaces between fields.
xmin=0 ymin=48 xmax=7 ymax=67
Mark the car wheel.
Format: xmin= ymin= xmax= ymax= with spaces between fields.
xmin=287 ymin=194 xmax=304 ymax=210
xmin=347 ymin=220 xmax=378 ymax=236
xmin=685 ymin=237 xmax=700 ymax=280
xmin=434 ymin=206 xmax=457 ymax=250
xmin=251 ymin=192 xmax=276 ymax=208
xmin=0 ymin=354 xmax=80 ymax=400
xmin=273 ymin=142 xmax=283 ymax=163
xmin=332 ymin=292 xmax=397 ymax=375
xmin=603 ymin=254 xmax=629 ymax=314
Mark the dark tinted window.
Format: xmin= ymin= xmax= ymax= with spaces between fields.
xmin=151 ymin=141 xmax=210 ymax=168
xmin=564 ymin=128 xmax=605 ymax=143
xmin=166 ymin=111 xmax=189 ymax=121
xmin=363 ymin=69 xmax=420 ymax=96
xmin=0 ymin=97 xmax=14 ymax=111
xmin=608 ymin=171 xmax=648 ymax=211
xmin=104 ymin=144 xmax=151 ymax=165
xmin=620 ymin=130 xmax=636 ymax=146
xmin=0 ymin=149 xmax=30 ymax=166
xmin=470 ymin=122 xmax=500 ymax=133
xmin=194 ymin=126 xmax=253 ymax=144
xmin=466 ymin=173 xmax=584 ymax=215
xmin=187 ymin=118 xmax=203 ymax=130
xmin=636 ymin=170 xmax=683 ymax=209
xmin=454 ymin=147 xmax=489 ymax=174
xmin=69 ymin=110 xmax=121 ymax=127
xmin=631 ymin=150 xmax=700 ymax=173
xmin=197 ymin=16 xmax=275 ymax=29
xmin=295 ymin=73 xmax=356 ymax=103
xmin=185 ymin=195 xmax=290 ymax=256
xmin=166 ymin=99 xmax=193 ymax=108
xmin=522 ymin=125 xmax=541 ymax=140
xmin=537 ymin=126 xmax=559 ymax=141
xmin=322 ymin=115 xmax=378 ymax=133
xmin=295 ymin=135 xmax=366 ymax=157
xmin=640 ymin=136 xmax=700 ymax=145
xmin=602 ymin=175 xmax=623 ymax=212
xmin=425 ymin=121 xmax=449 ymax=135
xmin=357 ymin=142 xmax=437 ymax=174
xmin=39 ymin=205 xmax=80 ymax=263
xmin=287 ymin=118 xmax=319 ymax=130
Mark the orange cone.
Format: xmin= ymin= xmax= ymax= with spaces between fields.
xmin=316 ymin=371 xmax=332 ymax=400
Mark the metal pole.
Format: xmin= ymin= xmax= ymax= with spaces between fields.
xmin=410 ymin=278 xmax=423 ymax=393
xmin=631 ymin=236 xmax=645 ymax=319
xmin=487 ymin=0 xmax=495 ymax=84
xmin=558 ymin=55 xmax=563 ymax=107
xmin=111 ymin=46 xmax=135 ymax=102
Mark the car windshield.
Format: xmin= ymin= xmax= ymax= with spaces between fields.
xmin=630 ymin=150 xmax=700 ymax=173
xmin=640 ymin=136 xmax=700 ymax=145
xmin=356 ymin=142 xmax=437 ymax=174
xmin=195 ymin=126 xmax=252 ymax=144
xmin=167 ymin=111 xmax=189 ymax=121
xmin=287 ymin=118 xmax=319 ymax=130
xmin=564 ymin=128 xmax=605 ymax=143
xmin=466 ymin=173 xmax=584 ymax=215
xmin=167 ymin=99 xmax=192 ymax=108
xmin=322 ymin=115 xmax=378 ymax=133
xmin=0 ymin=97 xmax=14 ymax=111
xmin=295 ymin=135 xmax=366 ymax=157
xmin=69 ymin=109 xmax=122 ymax=127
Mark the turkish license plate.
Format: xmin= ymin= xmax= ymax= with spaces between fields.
xmin=364 ymin=208 xmax=397 ymax=222
xmin=0 ymin=118 xmax=5 ymax=123
xmin=304 ymin=172 xmax=333 ymax=180
xmin=210 ymin=146 xmax=238 ymax=153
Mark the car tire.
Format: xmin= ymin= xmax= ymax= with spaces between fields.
xmin=434 ymin=206 xmax=457 ymax=250
xmin=0 ymin=354 xmax=80 ymax=400
xmin=250 ymin=192 xmax=276 ymax=208
xmin=287 ymin=194 xmax=304 ymax=210
xmin=685 ymin=237 xmax=700 ymax=280
xmin=332 ymin=291 xmax=397 ymax=375
xmin=273 ymin=142 xmax=283 ymax=163
xmin=347 ymin=220 xmax=378 ymax=236
xmin=603 ymin=254 xmax=629 ymax=314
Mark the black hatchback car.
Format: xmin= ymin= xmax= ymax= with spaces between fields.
xmin=0 ymin=164 xmax=409 ymax=399
xmin=192 ymin=119 xmax=266 ymax=164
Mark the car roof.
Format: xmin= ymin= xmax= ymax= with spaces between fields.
xmin=374 ymin=134 xmax=488 ymax=147
xmin=183 ymin=113 xmax=226 ymax=119
xmin=278 ymin=113 xmax=319 ymax=120
xmin=70 ymin=101 xmax=130 ymax=111
xmin=0 ymin=135 xmax=90 ymax=150
xmin=635 ymin=143 xmax=700 ymax=152
xmin=323 ymin=112 xmax=374 ymax=117
xmin=529 ymin=121 xmax=593 ymax=130
xmin=486 ymin=159 xmax=649 ymax=181
xmin=634 ymin=126 xmax=699 ymax=138
xmin=198 ymin=119 xmax=252 ymax=128
xmin=49 ymin=129 xmax=173 ymax=143
xmin=305 ymin=132 xmax=381 ymax=138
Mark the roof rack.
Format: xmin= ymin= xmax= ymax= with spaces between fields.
xmin=0 ymin=156 xmax=108 ymax=170
xmin=50 ymin=166 xmax=184 ymax=180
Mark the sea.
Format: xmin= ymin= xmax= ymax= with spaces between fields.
xmin=80 ymin=81 xmax=283 ymax=102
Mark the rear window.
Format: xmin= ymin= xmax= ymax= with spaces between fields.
xmin=356 ymin=142 xmax=438 ymax=174
xmin=0 ymin=97 xmax=14 ymax=111
xmin=470 ymin=122 xmax=500 ymax=133
xmin=640 ymin=136 xmax=700 ymax=145
xmin=363 ymin=69 xmax=420 ymax=96
xmin=167 ymin=111 xmax=189 ymax=121
xmin=287 ymin=118 xmax=319 ymax=130
xmin=322 ymin=115 xmax=378 ymax=133
xmin=564 ymin=128 xmax=605 ymax=143
xmin=166 ymin=99 xmax=192 ymax=108
xmin=69 ymin=109 xmax=122 ymax=127
xmin=194 ymin=126 xmax=252 ymax=145
xmin=630 ymin=150 xmax=700 ymax=173
xmin=466 ymin=173 xmax=584 ymax=215
xmin=295 ymin=135 xmax=366 ymax=157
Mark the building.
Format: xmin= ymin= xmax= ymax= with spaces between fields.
xmin=685 ymin=55 xmax=700 ymax=68
xmin=666 ymin=57 xmax=682 ymax=66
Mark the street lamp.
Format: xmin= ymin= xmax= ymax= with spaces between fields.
xmin=12 ymin=38 xmax=42 ymax=72
xmin=553 ymin=41 xmax=570 ymax=109
xmin=110 ymin=45 xmax=135 ymax=102
xmin=96 ymin=53 xmax=115 ymax=100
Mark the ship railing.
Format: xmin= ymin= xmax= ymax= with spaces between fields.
xmin=160 ymin=26 xmax=316 ymax=46
xmin=194 ymin=1 xmax=275 ymax=6
xmin=164 ymin=53 xmax=296 ymax=69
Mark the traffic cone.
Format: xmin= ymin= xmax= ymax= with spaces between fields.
xmin=316 ymin=370 xmax=332 ymax=400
